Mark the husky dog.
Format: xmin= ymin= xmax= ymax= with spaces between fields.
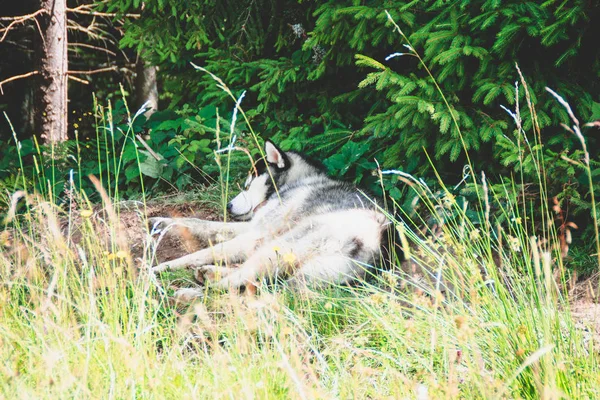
xmin=150 ymin=140 xmax=401 ymax=291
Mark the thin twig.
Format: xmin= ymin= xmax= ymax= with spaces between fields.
xmin=69 ymin=42 xmax=117 ymax=56
xmin=67 ymin=1 xmax=139 ymax=18
xmin=68 ymin=75 xmax=90 ymax=85
xmin=0 ymin=9 xmax=45 ymax=42
xmin=68 ymin=66 xmax=117 ymax=75
xmin=68 ymin=8 xmax=140 ymax=18
xmin=0 ymin=71 xmax=39 ymax=95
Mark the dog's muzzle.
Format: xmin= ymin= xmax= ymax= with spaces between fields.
xmin=226 ymin=200 xmax=268 ymax=221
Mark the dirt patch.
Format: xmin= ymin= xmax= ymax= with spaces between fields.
xmin=126 ymin=201 xmax=220 ymax=263
xmin=67 ymin=198 xmax=222 ymax=266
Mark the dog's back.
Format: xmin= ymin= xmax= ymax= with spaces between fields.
xmin=238 ymin=145 xmax=399 ymax=282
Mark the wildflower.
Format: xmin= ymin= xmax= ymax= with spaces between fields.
xmin=383 ymin=271 xmax=398 ymax=287
xmin=290 ymin=23 xmax=305 ymax=38
xmin=324 ymin=302 xmax=334 ymax=310
xmin=280 ymin=326 xmax=293 ymax=337
xmin=80 ymin=209 xmax=93 ymax=218
xmin=272 ymin=245 xmax=281 ymax=253
xmin=507 ymin=235 xmax=521 ymax=252
xmin=469 ymin=228 xmax=481 ymax=241
xmin=312 ymin=45 xmax=326 ymax=63
xmin=282 ymin=251 xmax=297 ymax=265
xmin=515 ymin=348 xmax=526 ymax=357
xmin=107 ymin=253 xmax=116 ymax=261
xmin=73 ymin=123 xmax=79 ymax=129
xmin=454 ymin=315 xmax=466 ymax=330
xmin=443 ymin=192 xmax=456 ymax=205
xmin=369 ymin=292 xmax=386 ymax=304
xmin=116 ymin=250 xmax=128 ymax=259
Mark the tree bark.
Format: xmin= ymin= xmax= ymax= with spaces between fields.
xmin=35 ymin=0 xmax=68 ymax=143
xmin=135 ymin=57 xmax=158 ymax=118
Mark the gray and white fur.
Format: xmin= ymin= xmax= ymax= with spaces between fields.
xmin=150 ymin=140 xmax=401 ymax=291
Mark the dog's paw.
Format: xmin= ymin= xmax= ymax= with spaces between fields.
xmin=148 ymin=217 xmax=173 ymax=234
xmin=151 ymin=262 xmax=170 ymax=275
xmin=214 ymin=233 xmax=229 ymax=243
xmin=173 ymin=287 xmax=204 ymax=303
xmin=195 ymin=265 xmax=220 ymax=284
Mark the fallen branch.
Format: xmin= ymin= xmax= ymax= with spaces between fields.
xmin=136 ymin=135 xmax=162 ymax=161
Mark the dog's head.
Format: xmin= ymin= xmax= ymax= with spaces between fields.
xmin=227 ymin=140 xmax=317 ymax=220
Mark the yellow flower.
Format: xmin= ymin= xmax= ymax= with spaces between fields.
xmin=280 ymin=326 xmax=293 ymax=336
xmin=370 ymin=293 xmax=386 ymax=304
xmin=282 ymin=251 xmax=297 ymax=265
xmin=469 ymin=228 xmax=481 ymax=240
xmin=107 ymin=253 xmax=116 ymax=261
xmin=73 ymin=123 xmax=79 ymax=128
xmin=80 ymin=209 xmax=93 ymax=218
xmin=454 ymin=315 xmax=466 ymax=330
xmin=272 ymin=245 xmax=281 ymax=253
xmin=116 ymin=250 xmax=128 ymax=259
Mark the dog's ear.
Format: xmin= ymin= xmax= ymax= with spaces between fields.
xmin=264 ymin=140 xmax=288 ymax=169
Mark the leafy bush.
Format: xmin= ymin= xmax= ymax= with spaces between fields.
xmin=101 ymin=1 xmax=600 ymax=225
xmin=0 ymin=97 xmax=226 ymax=208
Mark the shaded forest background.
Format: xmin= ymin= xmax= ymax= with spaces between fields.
xmin=1 ymin=0 xmax=599 ymax=266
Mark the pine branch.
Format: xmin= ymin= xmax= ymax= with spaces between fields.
xmin=0 ymin=9 xmax=46 ymax=42
xmin=0 ymin=71 xmax=39 ymax=95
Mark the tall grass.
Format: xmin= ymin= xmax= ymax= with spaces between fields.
xmin=1 ymin=41 xmax=600 ymax=400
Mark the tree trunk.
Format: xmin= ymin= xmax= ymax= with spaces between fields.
xmin=35 ymin=0 xmax=68 ymax=143
xmin=135 ymin=58 xmax=158 ymax=118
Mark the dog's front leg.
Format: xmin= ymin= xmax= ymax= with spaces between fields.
xmin=151 ymin=231 xmax=261 ymax=274
xmin=207 ymin=240 xmax=300 ymax=290
xmin=149 ymin=217 xmax=250 ymax=243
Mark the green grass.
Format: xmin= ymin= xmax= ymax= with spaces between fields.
xmin=0 ymin=189 xmax=599 ymax=398
xmin=1 ymin=128 xmax=599 ymax=398
xmin=1 ymin=31 xmax=599 ymax=398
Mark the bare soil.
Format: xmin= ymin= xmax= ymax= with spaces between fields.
xmin=122 ymin=200 xmax=219 ymax=264
xmin=64 ymin=198 xmax=221 ymax=268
